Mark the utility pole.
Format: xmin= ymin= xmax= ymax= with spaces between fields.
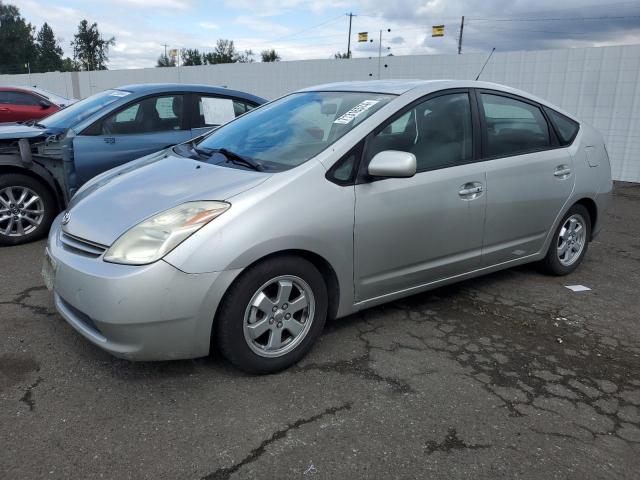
xmin=457 ymin=16 xmax=464 ymax=54
xmin=377 ymin=29 xmax=390 ymax=79
xmin=377 ymin=30 xmax=382 ymax=79
xmin=346 ymin=12 xmax=354 ymax=58
xmin=162 ymin=43 xmax=169 ymax=58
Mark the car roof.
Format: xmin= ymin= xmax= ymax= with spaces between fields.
xmin=298 ymin=79 xmax=578 ymax=121
xmin=0 ymin=86 xmax=44 ymax=94
xmin=115 ymin=83 xmax=267 ymax=104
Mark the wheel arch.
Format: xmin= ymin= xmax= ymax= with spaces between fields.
xmin=574 ymin=197 xmax=598 ymax=239
xmin=0 ymin=163 xmax=65 ymax=212
xmin=215 ymin=249 xmax=342 ymax=327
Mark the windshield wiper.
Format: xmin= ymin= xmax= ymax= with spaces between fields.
xmin=188 ymin=142 xmax=263 ymax=171
xmin=189 ymin=141 xmax=214 ymax=159
xmin=216 ymin=148 xmax=263 ymax=171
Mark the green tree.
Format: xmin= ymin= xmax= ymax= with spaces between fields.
xmin=202 ymin=39 xmax=254 ymax=64
xmin=334 ymin=51 xmax=351 ymax=59
xmin=181 ymin=48 xmax=203 ymax=66
xmin=156 ymin=53 xmax=175 ymax=67
xmin=60 ymin=57 xmax=78 ymax=72
xmin=0 ymin=2 xmax=37 ymax=74
xmin=71 ymin=19 xmax=115 ymax=70
xmin=35 ymin=22 xmax=64 ymax=72
xmin=236 ymin=49 xmax=254 ymax=63
xmin=210 ymin=39 xmax=236 ymax=64
xmin=260 ymin=49 xmax=280 ymax=62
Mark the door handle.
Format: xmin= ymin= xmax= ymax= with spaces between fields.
xmin=0 ymin=107 xmax=9 ymax=112
xmin=458 ymin=182 xmax=484 ymax=199
xmin=554 ymin=165 xmax=571 ymax=178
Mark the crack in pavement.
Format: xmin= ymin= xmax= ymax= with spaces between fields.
xmin=19 ymin=376 xmax=44 ymax=411
xmin=294 ymin=316 xmax=415 ymax=394
xmin=296 ymin=353 xmax=414 ymax=394
xmin=201 ymin=402 xmax=352 ymax=480
xmin=0 ymin=285 xmax=55 ymax=318
xmin=425 ymin=428 xmax=492 ymax=454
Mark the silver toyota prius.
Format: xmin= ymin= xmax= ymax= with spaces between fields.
xmin=44 ymin=80 xmax=612 ymax=373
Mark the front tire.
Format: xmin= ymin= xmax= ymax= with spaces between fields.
xmin=215 ymin=255 xmax=328 ymax=374
xmin=541 ymin=204 xmax=591 ymax=276
xmin=0 ymin=174 xmax=56 ymax=246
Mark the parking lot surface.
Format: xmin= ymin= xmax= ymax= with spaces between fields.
xmin=1 ymin=183 xmax=639 ymax=479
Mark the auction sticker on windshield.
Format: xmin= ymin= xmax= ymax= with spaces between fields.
xmin=333 ymin=100 xmax=379 ymax=124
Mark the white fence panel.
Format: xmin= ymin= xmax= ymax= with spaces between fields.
xmin=2 ymin=44 xmax=639 ymax=181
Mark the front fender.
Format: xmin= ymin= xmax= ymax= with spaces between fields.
xmin=0 ymin=154 xmax=66 ymax=209
xmin=164 ymin=161 xmax=356 ymax=318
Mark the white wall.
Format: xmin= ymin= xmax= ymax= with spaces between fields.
xmin=2 ymin=44 xmax=639 ymax=182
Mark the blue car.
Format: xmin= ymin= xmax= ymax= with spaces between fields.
xmin=0 ymin=83 xmax=266 ymax=245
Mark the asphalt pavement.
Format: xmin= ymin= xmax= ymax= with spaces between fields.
xmin=1 ymin=182 xmax=639 ymax=479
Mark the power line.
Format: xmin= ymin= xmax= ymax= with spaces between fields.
xmin=469 ymin=14 xmax=640 ymax=22
xmin=270 ymin=14 xmax=345 ymax=42
xmin=475 ymin=26 xmax=595 ymax=35
xmin=470 ymin=1 xmax=640 ymax=18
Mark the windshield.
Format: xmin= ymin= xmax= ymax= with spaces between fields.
xmin=39 ymin=89 xmax=130 ymax=129
xmin=194 ymin=91 xmax=394 ymax=171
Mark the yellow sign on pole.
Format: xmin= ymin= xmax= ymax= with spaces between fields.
xmin=169 ymin=49 xmax=178 ymax=58
xmin=432 ymin=25 xmax=444 ymax=37
xmin=358 ymin=32 xmax=368 ymax=42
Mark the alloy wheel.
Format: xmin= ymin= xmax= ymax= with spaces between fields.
xmin=557 ymin=213 xmax=587 ymax=267
xmin=243 ymin=275 xmax=315 ymax=358
xmin=0 ymin=186 xmax=45 ymax=237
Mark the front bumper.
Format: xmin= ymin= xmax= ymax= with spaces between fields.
xmin=46 ymin=215 xmax=241 ymax=361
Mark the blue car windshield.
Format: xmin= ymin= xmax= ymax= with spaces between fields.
xmin=195 ymin=91 xmax=395 ymax=171
xmin=39 ymin=89 xmax=131 ymax=129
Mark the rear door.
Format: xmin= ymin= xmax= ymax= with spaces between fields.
xmin=71 ymin=93 xmax=191 ymax=187
xmin=477 ymin=90 xmax=574 ymax=266
xmin=354 ymin=90 xmax=486 ymax=301
xmin=190 ymin=94 xmax=257 ymax=137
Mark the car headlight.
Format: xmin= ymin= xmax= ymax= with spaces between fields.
xmin=103 ymin=201 xmax=230 ymax=265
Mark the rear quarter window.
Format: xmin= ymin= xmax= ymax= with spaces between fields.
xmin=544 ymin=107 xmax=579 ymax=146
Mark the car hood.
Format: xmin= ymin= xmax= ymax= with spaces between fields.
xmin=63 ymin=153 xmax=271 ymax=246
xmin=0 ymin=123 xmax=64 ymax=140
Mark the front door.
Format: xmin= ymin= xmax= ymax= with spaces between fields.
xmin=354 ymin=91 xmax=486 ymax=302
xmin=71 ymin=94 xmax=190 ymax=188
xmin=477 ymin=91 xmax=575 ymax=266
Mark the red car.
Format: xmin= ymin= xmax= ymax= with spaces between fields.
xmin=0 ymin=87 xmax=61 ymax=123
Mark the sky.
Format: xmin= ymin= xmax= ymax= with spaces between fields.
xmin=9 ymin=0 xmax=640 ymax=69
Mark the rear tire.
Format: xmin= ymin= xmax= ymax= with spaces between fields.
xmin=541 ymin=204 xmax=591 ymax=276
xmin=215 ymin=255 xmax=328 ymax=374
xmin=0 ymin=174 xmax=56 ymax=246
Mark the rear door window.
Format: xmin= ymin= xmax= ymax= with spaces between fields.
xmin=194 ymin=96 xmax=254 ymax=128
xmin=480 ymin=93 xmax=550 ymax=157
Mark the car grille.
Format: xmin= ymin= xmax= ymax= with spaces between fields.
xmin=60 ymin=232 xmax=108 ymax=258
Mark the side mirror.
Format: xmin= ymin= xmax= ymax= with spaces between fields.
xmin=368 ymin=150 xmax=416 ymax=178
xmin=39 ymin=100 xmax=51 ymax=109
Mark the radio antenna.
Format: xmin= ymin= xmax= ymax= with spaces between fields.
xmin=475 ymin=47 xmax=496 ymax=81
